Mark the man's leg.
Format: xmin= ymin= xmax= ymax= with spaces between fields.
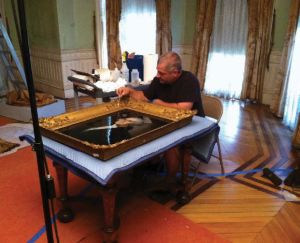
xmin=181 ymin=145 xmax=192 ymax=188
xmin=165 ymin=146 xmax=192 ymax=204
xmin=165 ymin=147 xmax=180 ymax=180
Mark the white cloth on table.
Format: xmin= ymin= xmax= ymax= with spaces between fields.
xmin=22 ymin=116 xmax=217 ymax=185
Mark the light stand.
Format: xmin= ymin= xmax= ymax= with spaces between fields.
xmin=17 ymin=0 xmax=54 ymax=242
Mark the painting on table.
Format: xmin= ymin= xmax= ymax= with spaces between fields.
xmin=39 ymin=97 xmax=196 ymax=160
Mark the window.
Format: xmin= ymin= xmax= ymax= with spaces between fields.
xmin=204 ymin=0 xmax=248 ymax=99
xmin=96 ymin=0 xmax=156 ymax=68
xmin=283 ymin=18 xmax=300 ymax=130
xmin=119 ymin=0 xmax=156 ymax=55
xmin=99 ymin=0 xmax=108 ymax=68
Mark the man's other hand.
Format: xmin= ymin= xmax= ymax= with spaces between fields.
xmin=116 ymin=87 xmax=131 ymax=97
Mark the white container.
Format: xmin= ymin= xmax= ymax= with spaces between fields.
xmin=131 ymin=69 xmax=139 ymax=82
xmin=111 ymin=68 xmax=120 ymax=81
xmin=120 ymin=62 xmax=129 ymax=83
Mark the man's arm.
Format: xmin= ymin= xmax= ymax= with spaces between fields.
xmin=117 ymin=87 xmax=193 ymax=110
xmin=116 ymin=87 xmax=149 ymax=102
xmin=153 ymin=99 xmax=193 ymax=110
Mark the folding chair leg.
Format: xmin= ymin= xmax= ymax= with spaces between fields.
xmin=217 ymin=138 xmax=224 ymax=174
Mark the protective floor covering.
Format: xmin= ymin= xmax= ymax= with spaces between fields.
xmin=0 ymin=146 xmax=229 ymax=243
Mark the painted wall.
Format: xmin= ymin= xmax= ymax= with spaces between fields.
xmin=25 ymin=0 xmax=60 ymax=50
xmin=273 ymin=0 xmax=291 ymax=51
xmin=171 ymin=0 xmax=197 ymax=46
xmin=2 ymin=0 xmax=62 ymax=50
xmin=3 ymin=0 xmax=95 ymax=51
xmin=171 ymin=0 xmax=196 ymax=46
xmin=56 ymin=0 xmax=95 ymax=50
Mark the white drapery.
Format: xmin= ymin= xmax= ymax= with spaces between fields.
xmin=204 ymin=0 xmax=248 ymax=99
xmin=100 ymin=0 xmax=108 ymax=68
xmin=283 ymin=18 xmax=300 ymax=130
xmin=119 ymin=0 xmax=156 ymax=55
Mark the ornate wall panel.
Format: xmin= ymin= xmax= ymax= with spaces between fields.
xmin=30 ymin=47 xmax=98 ymax=98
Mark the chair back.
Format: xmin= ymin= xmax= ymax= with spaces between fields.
xmin=201 ymin=93 xmax=223 ymax=123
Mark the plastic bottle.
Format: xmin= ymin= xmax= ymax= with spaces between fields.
xmin=131 ymin=69 xmax=139 ymax=82
xmin=120 ymin=52 xmax=129 ymax=83
xmin=120 ymin=62 xmax=129 ymax=83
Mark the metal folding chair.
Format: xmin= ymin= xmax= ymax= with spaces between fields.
xmin=190 ymin=93 xmax=224 ymax=185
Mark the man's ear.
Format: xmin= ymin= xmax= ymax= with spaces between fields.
xmin=173 ymin=69 xmax=181 ymax=77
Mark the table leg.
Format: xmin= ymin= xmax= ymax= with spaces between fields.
xmin=101 ymin=182 xmax=119 ymax=243
xmin=53 ymin=162 xmax=74 ymax=223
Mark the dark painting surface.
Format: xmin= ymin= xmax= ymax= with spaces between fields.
xmin=59 ymin=110 xmax=169 ymax=146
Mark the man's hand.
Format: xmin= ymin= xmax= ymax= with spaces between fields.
xmin=116 ymin=87 xmax=131 ymax=97
xmin=152 ymin=99 xmax=165 ymax=106
xmin=116 ymin=87 xmax=149 ymax=102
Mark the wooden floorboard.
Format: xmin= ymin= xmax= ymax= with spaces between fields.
xmin=255 ymin=202 xmax=300 ymax=242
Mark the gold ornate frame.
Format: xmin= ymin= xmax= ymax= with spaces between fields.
xmin=39 ymin=98 xmax=195 ymax=160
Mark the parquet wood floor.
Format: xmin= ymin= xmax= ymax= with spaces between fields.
xmin=64 ymin=97 xmax=300 ymax=242
xmin=178 ymin=100 xmax=300 ymax=243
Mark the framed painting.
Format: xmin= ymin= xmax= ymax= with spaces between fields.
xmin=39 ymin=98 xmax=196 ymax=160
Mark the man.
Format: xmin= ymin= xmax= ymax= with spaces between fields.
xmin=117 ymin=51 xmax=204 ymax=195
xmin=117 ymin=52 xmax=204 ymax=116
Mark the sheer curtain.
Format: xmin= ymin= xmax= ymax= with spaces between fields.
xmin=204 ymin=0 xmax=248 ymax=99
xmin=119 ymin=0 xmax=156 ymax=54
xmin=100 ymin=0 xmax=108 ymax=68
xmin=283 ymin=18 xmax=300 ymax=130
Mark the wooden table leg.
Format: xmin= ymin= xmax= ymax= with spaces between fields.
xmin=53 ymin=161 xmax=74 ymax=223
xmin=53 ymin=162 xmax=120 ymax=241
xmin=101 ymin=181 xmax=120 ymax=243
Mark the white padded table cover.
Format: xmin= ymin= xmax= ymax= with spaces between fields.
xmin=21 ymin=116 xmax=218 ymax=185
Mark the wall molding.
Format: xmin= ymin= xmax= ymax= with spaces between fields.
xmin=30 ymin=47 xmax=98 ymax=98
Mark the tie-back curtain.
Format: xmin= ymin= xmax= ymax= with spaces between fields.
xmin=241 ymin=0 xmax=275 ymax=102
xmin=106 ymin=0 xmax=122 ymax=70
xmin=155 ymin=0 xmax=172 ymax=55
xmin=190 ymin=0 xmax=216 ymax=90
xmin=270 ymin=0 xmax=300 ymax=117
